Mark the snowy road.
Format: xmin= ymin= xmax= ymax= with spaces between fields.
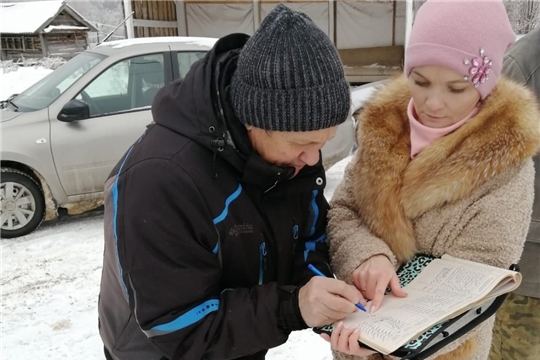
xmin=2 ymin=210 xmax=105 ymax=359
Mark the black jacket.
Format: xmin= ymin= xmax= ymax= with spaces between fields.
xmin=98 ymin=34 xmax=332 ymax=360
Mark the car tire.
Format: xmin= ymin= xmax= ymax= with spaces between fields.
xmin=1 ymin=168 xmax=45 ymax=239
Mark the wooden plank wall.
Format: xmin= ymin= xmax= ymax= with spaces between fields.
xmin=2 ymin=49 xmax=43 ymax=61
xmin=49 ymin=11 xmax=85 ymax=27
xmin=44 ymin=32 xmax=89 ymax=60
xmin=1 ymin=35 xmax=43 ymax=61
xmin=132 ymin=0 xmax=178 ymax=37
xmin=2 ymin=50 xmax=43 ymax=61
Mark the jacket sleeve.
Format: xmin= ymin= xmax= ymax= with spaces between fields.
xmin=116 ymin=159 xmax=304 ymax=360
xmin=327 ymin=161 xmax=398 ymax=283
xmin=290 ymin=183 xmax=333 ymax=285
xmin=502 ymin=55 xmax=527 ymax=85
xmin=446 ymin=160 xmax=534 ymax=269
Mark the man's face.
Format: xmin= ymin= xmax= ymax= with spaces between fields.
xmin=246 ymin=126 xmax=338 ymax=177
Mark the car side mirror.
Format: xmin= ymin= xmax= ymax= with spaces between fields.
xmin=57 ymin=99 xmax=90 ymax=122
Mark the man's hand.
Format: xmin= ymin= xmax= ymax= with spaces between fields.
xmin=352 ymin=254 xmax=407 ymax=313
xmin=298 ymin=276 xmax=365 ymax=327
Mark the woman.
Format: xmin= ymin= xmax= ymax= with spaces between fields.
xmin=324 ymin=0 xmax=540 ymax=359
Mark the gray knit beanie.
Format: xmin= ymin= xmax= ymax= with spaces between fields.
xmin=230 ymin=4 xmax=350 ymax=132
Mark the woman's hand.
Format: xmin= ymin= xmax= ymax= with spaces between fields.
xmin=352 ymin=254 xmax=407 ymax=312
xmin=320 ymin=321 xmax=377 ymax=357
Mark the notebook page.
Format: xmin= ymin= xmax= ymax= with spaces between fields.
xmin=342 ymin=258 xmax=513 ymax=354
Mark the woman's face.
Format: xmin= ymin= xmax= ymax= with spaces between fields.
xmin=408 ymin=65 xmax=481 ymax=128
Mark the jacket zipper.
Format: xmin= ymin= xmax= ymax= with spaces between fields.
xmin=259 ymin=242 xmax=267 ymax=285
xmin=292 ymin=220 xmax=299 ymax=253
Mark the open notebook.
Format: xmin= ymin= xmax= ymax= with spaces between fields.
xmin=315 ymin=255 xmax=520 ymax=357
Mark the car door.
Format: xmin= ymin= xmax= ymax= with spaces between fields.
xmin=50 ymin=52 xmax=172 ymax=197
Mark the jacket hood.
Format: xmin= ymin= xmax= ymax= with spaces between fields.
xmin=151 ymin=33 xmax=303 ymax=188
xmin=151 ymin=34 xmax=247 ymax=157
xmin=351 ymin=75 xmax=540 ymax=263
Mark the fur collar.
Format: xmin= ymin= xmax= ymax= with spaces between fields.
xmin=352 ymin=75 xmax=540 ymax=263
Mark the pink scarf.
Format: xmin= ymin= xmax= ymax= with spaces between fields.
xmin=408 ymin=99 xmax=478 ymax=158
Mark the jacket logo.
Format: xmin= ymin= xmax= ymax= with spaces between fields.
xmin=229 ymin=223 xmax=254 ymax=237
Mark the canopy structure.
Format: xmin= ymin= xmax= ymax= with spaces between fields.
xmin=122 ymin=0 xmax=418 ymax=82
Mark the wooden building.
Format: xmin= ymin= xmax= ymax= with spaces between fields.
xmin=0 ymin=1 xmax=98 ymax=61
xmin=122 ymin=0 xmax=417 ymax=83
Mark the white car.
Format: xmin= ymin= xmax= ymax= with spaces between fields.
xmin=1 ymin=37 xmax=382 ymax=239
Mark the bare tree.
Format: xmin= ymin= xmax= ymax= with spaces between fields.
xmin=504 ymin=0 xmax=540 ymax=34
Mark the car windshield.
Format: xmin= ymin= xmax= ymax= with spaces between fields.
xmin=11 ymin=52 xmax=105 ymax=112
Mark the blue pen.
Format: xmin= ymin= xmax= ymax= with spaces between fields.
xmin=308 ymin=263 xmax=367 ymax=312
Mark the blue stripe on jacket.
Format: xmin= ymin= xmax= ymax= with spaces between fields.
xmin=309 ymin=189 xmax=319 ymax=236
xmin=213 ymin=184 xmax=243 ymax=225
xmin=211 ymin=184 xmax=243 ymax=254
xmin=143 ymin=299 xmax=220 ymax=337
xmin=112 ymin=147 xmax=135 ymax=298
xmin=304 ymin=190 xmax=325 ymax=261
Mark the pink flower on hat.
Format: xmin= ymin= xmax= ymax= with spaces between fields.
xmin=464 ymin=48 xmax=493 ymax=87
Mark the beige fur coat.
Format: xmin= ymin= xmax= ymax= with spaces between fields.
xmin=327 ymin=76 xmax=540 ymax=360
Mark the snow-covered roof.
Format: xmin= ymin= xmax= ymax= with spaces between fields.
xmin=43 ymin=25 xmax=89 ymax=33
xmin=97 ymin=36 xmax=218 ymax=50
xmin=0 ymin=1 xmax=97 ymax=34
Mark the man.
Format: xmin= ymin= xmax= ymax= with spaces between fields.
xmin=98 ymin=5 xmax=369 ymax=360
xmin=490 ymin=26 xmax=540 ymax=360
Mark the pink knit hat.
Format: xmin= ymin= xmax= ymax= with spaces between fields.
xmin=404 ymin=0 xmax=515 ymax=99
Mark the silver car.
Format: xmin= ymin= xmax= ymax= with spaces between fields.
xmin=0 ymin=37 xmax=365 ymax=238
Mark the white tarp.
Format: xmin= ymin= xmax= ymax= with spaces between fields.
xmin=186 ymin=4 xmax=255 ymax=38
xmin=336 ymin=1 xmax=395 ymax=49
xmin=260 ymin=2 xmax=329 ymax=36
xmin=0 ymin=1 xmax=64 ymax=34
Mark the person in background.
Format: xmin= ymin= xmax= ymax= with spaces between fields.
xmin=97 ymin=5 xmax=373 ymax=360
xmin=323 ymin=0 xmax=540 ymax=359
xmin=489 ymin=25 xmax=540 ymax=360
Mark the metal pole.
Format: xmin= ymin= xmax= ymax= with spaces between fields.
xmin=123 ymin=0 xmax=135 ymax=39
xmin=253 ymin=0 xmax=260 ymax=33
xmin=328 ymin=0 xmax=335 ymax=45
xmin=101 ymin=11 xmax=134 ymax=43
xmin=405 ymin=0 xmax=414 ymax=50
xmin=175 ymin=0 xmax=188 ymax=36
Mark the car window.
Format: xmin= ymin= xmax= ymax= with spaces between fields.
xmin=11 ymin=52 xmax=104 ymax=112
xmin=76 ymin=53 xmax=165 ymax=117
xmin=177 ymin=52 xmax=206 ymax=79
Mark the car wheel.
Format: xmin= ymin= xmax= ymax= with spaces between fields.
xmin=0 ymin=168 xmax=45 ymax=238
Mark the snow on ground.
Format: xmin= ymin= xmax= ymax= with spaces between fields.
xmin=1 ymin=156 xmax=353 ymax=359
xmin=0 ymin=67 xmax=53 ymax=101
xmin=1 ymin=212 xmax=104 ymax=359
